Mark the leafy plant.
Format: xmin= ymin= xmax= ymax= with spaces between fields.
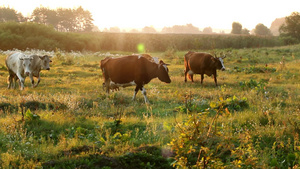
xmin=239 ymin=79 xmax=267 ymax=93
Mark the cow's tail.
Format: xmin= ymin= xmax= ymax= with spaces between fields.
xmin=184 ymin=54 xmax=192 ymax=81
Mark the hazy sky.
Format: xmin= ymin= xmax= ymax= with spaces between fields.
xmin=1 ymin=0 xmax=299 ymax=31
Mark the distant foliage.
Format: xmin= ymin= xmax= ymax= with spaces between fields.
xmin=280 ymin=12 xmax=300 ymax=44
xmin=0 ymin=22 xmax=283 ymax=52
xmin=0 ymin=22 xmax=95 ymax=51
xmin=0 ymin=6 xmax=93 ymax=32
xmin=161 ymin=24 xmax=201 ymax=34
xmin=231 ymin=22 xmax=242 ymax=34
xmin=0 ymin=7 xmax=24 ymax=22
xmin=32 ymin=6 xmax=94 ymax=32
xmin=254 ymin=23 xmax=272 ymax=36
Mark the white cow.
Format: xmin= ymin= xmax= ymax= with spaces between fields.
xmin=5 ymin=52 xmax=33 ymax=90
xmin=5 ymin=52 xmax=52 ymax=90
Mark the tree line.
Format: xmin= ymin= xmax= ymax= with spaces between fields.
xmin=0 ymin=6 xmax=93 ymax=32
xmin=0 ymin=6 xmax=299 ymax=52
xmin=0 ymin=22 xmax=283 ymax=52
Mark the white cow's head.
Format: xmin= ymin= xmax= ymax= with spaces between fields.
xmin=39 ymin=55 xmax=52 ymax=70
xmin=20 ymin=56 xmax=33 ymax=76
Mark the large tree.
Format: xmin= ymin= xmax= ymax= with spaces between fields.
xmin=0 ymin=7 xmax=24 ymax=22
xmin=31 ymin=6 xmax=94 ymax=32
xmin=202 ymin=27 xmax=213 ymax=34
xmin=73 ymin=6 xmax=93 ymax=32
xmin=279 ymin=12 xmax=300 ymax=40
xmin=32 ymin=7 xmax=59 ymax=29
xmin=231 ymin=22 xmax=242 ymax=34
xmin=254 ymin=23 xmax=272 ymax=36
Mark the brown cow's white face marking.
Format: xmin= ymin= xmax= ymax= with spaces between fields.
xmin=163 ymin=64 xmax=169 ymax=72
xmin=218 ymin=57 xmax=225 ymax=71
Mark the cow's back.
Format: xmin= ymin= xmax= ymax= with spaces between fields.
xmin=5 ymin=52 xmax=24 ymax=73
xmin=103 ymin=55 xmax=145 ymax=84
xmin=188 ymin=53 xmax=214 ymax=74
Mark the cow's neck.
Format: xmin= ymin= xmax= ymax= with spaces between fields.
xmin=146 ymin=62 xmax=159 ymax=80
xmin=33 ymin=59 xmax=42 ymax=71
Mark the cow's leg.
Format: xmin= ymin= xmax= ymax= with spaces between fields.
xmin=13 ymin=75 xmax=18 ymax=89
xmin=190 ymin=74 xmax=194 ymax=82
xmin=141 ymin=87 xmax=149 ymax=104
xmin=16 ymin=72 xmax=25 ymax=90
xmin=184 ymin=69 xmax=188 ymax=82
xmin=29 ymin=74 xmax=34 ymax=88
xmin=133 ymin=86 xmax=140 ymax=101
xmin=7 ymin=75 xmax=13 ymax=89
xmin=105 ymin=79 xmax=111 ymax=93
xmin=213 ymin=73 xmax=218 ymax=86
xmin=201 ymin=74 xmax=204 ymax=84
xmin=34 ymin=73 xmax=40 ymax=88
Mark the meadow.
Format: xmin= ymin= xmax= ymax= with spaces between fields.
xmin=0 ymin=45 xmax=299 ymax=168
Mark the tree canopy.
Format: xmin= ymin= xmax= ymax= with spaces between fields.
xmin=161 ymin=24 xmax=201 ymax=34
xmin=280 ymin=12 xmax=300 ymax=41
xmin=0 ymin=6 xmax=94 ymax=32
xmin=231 ymin=22 xmax=242 ymax=34
xmin=0 ymin=7 xmax=24 ymax=22
xmin=254 ymin=23 xmax=272 ymax=36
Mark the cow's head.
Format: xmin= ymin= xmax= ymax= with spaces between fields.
xmin=39 ymin=55 xmax=52 ymax=70
xmin=157 ymin=60 xmax=171 ymax=83
xmin=212 ymin=54 xmax=226 ymax=71
xmin=20 ymin=56 xmax=33 ymax=76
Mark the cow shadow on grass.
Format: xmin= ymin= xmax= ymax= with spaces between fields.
xmin=0 ymin=101 xmax=68 ymax=117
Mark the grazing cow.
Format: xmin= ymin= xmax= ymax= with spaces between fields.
xmin=184 ymin=51 xmax=226 ymax=86
xmin=27 ymin=54 xmax=52 ymax=88
xmin=5 ymin=52 xmax=33 ymax=90
xmin=6 ymin=52 xmax=52 ymax=90
xmin=100 ymin=54 xmax=171 ymax=103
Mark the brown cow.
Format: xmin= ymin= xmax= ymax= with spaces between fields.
xmin=100 ymin=54 xmax=171 ymax=103
xmin=184 ymin=51 xmax=226 ymax=86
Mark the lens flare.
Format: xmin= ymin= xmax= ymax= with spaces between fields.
xmin=137 ymin=43 xmax=145 ymax=53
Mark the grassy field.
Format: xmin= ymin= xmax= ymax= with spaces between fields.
xmin=0 ymin=45 xmax=299 ymax=168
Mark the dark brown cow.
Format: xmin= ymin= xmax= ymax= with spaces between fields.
xmin=184 ymin=51 xmax=226 ymax=86
xmin=100 ymin=55 xmax=171 ymax=103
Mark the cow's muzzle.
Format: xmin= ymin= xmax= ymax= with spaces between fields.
xmin=221 ymin=68 xmax=225 ymax=71
xmin=25 ymin=72 xmax=30 ymax=76
xmin=46 ymin=68 xmax=50 ymax=70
